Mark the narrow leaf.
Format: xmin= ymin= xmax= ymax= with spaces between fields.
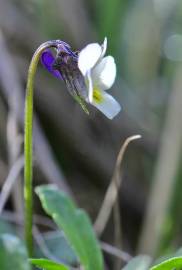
xmin=0 ymin=233 xmax=30 ymax=270
xmin=35 ymin=231 xmax=78 ymax=266
xmin=150 ymin=256 xmax=182 ymax=270
xmin=122 ymin=255 xmax=151 ymax=270
xmin=35 ymin=185 xmax=103 ymax=270
xmin=30 ymin=258 xmax=69 ymax=270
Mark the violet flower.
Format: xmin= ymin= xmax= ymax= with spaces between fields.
xmin=41 ymin=38 xmax=121 ymax=119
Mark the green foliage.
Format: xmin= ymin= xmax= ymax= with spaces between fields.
xmin=122 ymin=255 xmax=151 ymax=270
xmin=0 ymin=233 xmax=30 ymax=270
xmin=35 ymin=185 xmax=103 ymax=270
xmin=30 ymin=258 xmax=69 ymax=270
xmin=35 ymin=231 xmax=78 ymax=266
xmin=0 ymin=219 xmax=16 ymax=235
xmin=150 ymin=256 xmax=182 ymax=270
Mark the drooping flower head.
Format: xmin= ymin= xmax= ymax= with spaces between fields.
xmin=41 ymin=38 xmax=121 ymax=119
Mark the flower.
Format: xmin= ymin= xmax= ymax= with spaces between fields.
xmin=78 ymin=38 xmax=121 ymax=119
xmin=41 ymin=39 xmax=121 ymax=119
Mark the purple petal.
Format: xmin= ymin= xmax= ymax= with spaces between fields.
xmin=41 ymin=50 xmax=62 ymax=79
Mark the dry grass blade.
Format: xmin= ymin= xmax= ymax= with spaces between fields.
xmin=0 ymin=156 xmax=24 ymax=214
xmin=94 ymin=135 xmax=142 ymax=236
xmin=7 ymin=111 xmax=24 ymax=220
xmin=100 ymin=241 xmax=132 ymax=262
xmin=1 ymin=210 xmax=56 ymax=229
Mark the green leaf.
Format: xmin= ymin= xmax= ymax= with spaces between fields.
xmin=35 ymin=185 xmax=103 ymax=270
xmin=151 ymin=246 xmax=182 ymax=266
xmin=0 ymin=219 xmax=16 ymax=235
xmin=122 ymin=255 xmax=151 ymax=270
xmin=150 ymin=256 xmax=182 ymax=270
xmin=0 ymin=233 xmax=30 ymax=270
xmin=35 ymin=230 xmax=78 ymax=266
xmin=30 ymin=258 xmax=69 ymax=270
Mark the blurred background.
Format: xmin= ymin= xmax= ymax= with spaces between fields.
xmin=0 ymin=0 xmax=182 ymax=267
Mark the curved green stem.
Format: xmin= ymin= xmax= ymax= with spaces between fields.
xmin=24 ymin=41 xmax=58 ymax=257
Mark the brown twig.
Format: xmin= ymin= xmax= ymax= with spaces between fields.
xmin=94 ymin=135 xmax=142 ymax=236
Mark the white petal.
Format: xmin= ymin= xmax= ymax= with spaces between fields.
xmin=92 ymin=56 xmax=116 ymax=90
xmin=85 ymin=71 xmax=93 ymax=103
xmin=78 ymin=43 xmax=102 ymax=76
xmin=92 ymin=91 xmax=121 ymax=119
xmin=100 ymin=37 xmax=107 ymax=59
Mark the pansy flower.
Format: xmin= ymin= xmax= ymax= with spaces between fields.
xmin=41 ymin=38 xmax=121 ymax=119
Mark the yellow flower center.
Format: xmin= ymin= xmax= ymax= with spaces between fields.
xmin=93 ymin=87 xmax=103 ymax=104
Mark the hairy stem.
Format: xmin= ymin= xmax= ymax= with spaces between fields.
xmin=24 ymin=41 xmax=57 ymax=257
